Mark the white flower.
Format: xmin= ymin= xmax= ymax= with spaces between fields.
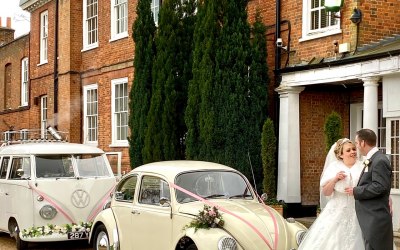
xmin=363 ymin=159 xmax=370 ymax=166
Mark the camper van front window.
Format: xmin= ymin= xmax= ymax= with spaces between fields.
xmin=36 ymin=155 xmax=75 ymax=178
xmin=76 ymin=154 xmax=111 ymax=177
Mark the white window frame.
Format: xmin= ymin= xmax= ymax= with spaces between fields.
xmin=350 ymin=102 xmax=386 ymax=153
xmin=21 ymin=57 xmax=29 ymax=106
xmin=110 ymin=0 xmax=128 ymax=41
xmin=20 ymin=129 xmax=29 ymax=141
xmin=300 ymin=0 xmax=341 ymax=42
xmin=110 ymin=77 xmax=129 ymax=147
xmin=386 ymin=118 xmax=400 ymax=191
xmin=83 ymin=84 xmax=98 ymax=145
xmin=151 ymin=0 xmax=161 ymax=26
xmin=39 ymin=11 xmax=48 ymax=64
xmin=83 ymin=0 xmax=99 ymax=51
xmin=40 ymin=95 xmax=48 ymax=139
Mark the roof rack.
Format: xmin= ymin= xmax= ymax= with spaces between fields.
xmin=0 ymin=127 xmax=69 ymax=146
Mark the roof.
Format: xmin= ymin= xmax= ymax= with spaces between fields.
xmin=131 ymin=161 xmax=239 ymax=180
xmin=0 ymin=142 xmax=105 ymax=155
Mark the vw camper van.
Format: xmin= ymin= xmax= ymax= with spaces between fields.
xmin=0 ymin=140 xmax=117 ymax=249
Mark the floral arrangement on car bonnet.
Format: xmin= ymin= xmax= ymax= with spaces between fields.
xmin=183 ymin=205 xmax=224 ymax=232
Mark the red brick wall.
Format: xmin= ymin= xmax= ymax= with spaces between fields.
xmin=299 ymin=87 xmax=351 ymax=205
xmin=0 ymin=34 xmax=30 ymax=130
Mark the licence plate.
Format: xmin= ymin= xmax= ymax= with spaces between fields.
xmin=67 ymin=232 xmax=89 ymax=239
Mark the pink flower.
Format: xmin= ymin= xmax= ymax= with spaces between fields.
xmin=208 ymin=210 xmax=216 ymax=216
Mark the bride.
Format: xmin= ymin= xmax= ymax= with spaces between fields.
xmin=298 ymin=138 xmax=364 ymax=250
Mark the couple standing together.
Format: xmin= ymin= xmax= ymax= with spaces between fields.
xmin=299 ymin=129 xmax=394 ymax=250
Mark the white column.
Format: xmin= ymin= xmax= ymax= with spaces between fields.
xmin=362 ymin=77 xmax=380 ymax=134
xmin=275 ymin=85 xmax=304 ymax=203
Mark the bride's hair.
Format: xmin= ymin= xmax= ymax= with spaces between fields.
xmin=333 ymin=138 xmax=355 ymax=160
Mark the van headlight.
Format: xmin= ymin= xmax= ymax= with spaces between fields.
xmin=218 ymin=236 xmax=237 ymax=250
xmin=39 ymin=205 xmax=57 ymax=219
xmin=296 ymin=230 xmax=307 ymax=245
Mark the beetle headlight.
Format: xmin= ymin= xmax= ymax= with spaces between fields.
xmin=218 ymin=236 xmax=237 ymax=250
xmin=296 ymin=230 xmax=307 ymax=245
xmin=39 ymin=205 xmax=57 ymax=219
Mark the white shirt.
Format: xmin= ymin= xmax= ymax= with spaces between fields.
xmin=366 ymin=147 xmax=379 ymax=160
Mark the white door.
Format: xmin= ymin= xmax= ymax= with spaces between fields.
xmin=0 ymin=157 xmax=10 ymax=230
xmin=131 ymin=175 xmax=172 ymax=249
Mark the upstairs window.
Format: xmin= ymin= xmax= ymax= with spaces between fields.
xmin=151 ymin=0 xmax=161 ymax=25
xmin=83 ymin=84 xmax=98 ymax=144
xmin=21 ymin=57 xmax=29 ymax=106
xmin=40 ymin=11 xmax=48 ymax=64
xmin=83 ymin=0 xmax=98 ymax=50
xmin=111 ymin=77 xmax=128 ymax=146
xmin=301 ymin=0 xmax=341 ymax=41
xmin=111 ymin=0 xmax=128 ymax=41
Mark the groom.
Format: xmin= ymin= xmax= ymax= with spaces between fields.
xmin=345 ymin=129 xmax=393 ymax=250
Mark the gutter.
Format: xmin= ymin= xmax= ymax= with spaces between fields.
xmin=277 ymin=49 xmax=400 ymax=74
xmin=53 ymin=0 xmax=59 ymax=127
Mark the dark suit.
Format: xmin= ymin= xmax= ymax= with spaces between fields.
xmin=353 ymin=151 xmax=393 ymax=250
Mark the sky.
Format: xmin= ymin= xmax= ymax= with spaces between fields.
xmin=0 ymin=0 xmax=30 ymax=38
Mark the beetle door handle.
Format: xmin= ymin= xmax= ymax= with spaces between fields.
xmin=131 ymin=210 xmax=140 ymax=215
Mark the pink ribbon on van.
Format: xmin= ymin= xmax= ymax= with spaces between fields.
xmin=28 ymin=183 xmax=75 ymax=224
xmin=170 ymin=182 xmax=278 ymax=250
xmin=87 ymin=185 xmax=115 ymax=222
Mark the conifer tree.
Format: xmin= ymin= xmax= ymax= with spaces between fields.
xmin=247 ymin=10 xmax=269 ymax=191
xmin=185 ymin=0 xmax=220 ymax=160
xmin=144 ymin=0 xmax=196 ymax=162
xmin=129 ymin=0 xmax=156 ymax=168
xmin=213 ymin=0 xmax=252 ymax=174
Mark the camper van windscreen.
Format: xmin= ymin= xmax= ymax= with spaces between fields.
xmin=75 ymin=154 xmax=111 ymax=177
xmin=36 ymin=155 xmax=74 ymax=178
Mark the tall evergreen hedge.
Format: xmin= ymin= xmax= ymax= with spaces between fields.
xmin=261 ymin=118 xmax=276 ymax=198
xmin=129 ymin=0 xmax=156 ymax=168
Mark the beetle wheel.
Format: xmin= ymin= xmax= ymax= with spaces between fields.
xmin=93 ymin=225 xmax=111 ymax=250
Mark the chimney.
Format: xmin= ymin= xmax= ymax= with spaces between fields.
xmin=6 ymin=17 xmax=11 ymax=28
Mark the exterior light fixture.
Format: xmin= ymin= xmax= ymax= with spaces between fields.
xmin=350 ymin=8 xmax=362 ymax=24
xmin=324 ymin=0 xmax=344 ymax=12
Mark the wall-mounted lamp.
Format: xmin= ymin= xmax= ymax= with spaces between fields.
xmin=324 ymin=0 xmax=344 ymax=12
xmin=350 ymin=8 xmax=362 ymax=24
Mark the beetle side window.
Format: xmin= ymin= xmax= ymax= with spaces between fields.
xmin=0 ymin=157 xmax=9 ymax=179
xmin=115 ymin=175 xmax=137 ymax=202
xmin=139 ymin=176 xmax=170 ymax=206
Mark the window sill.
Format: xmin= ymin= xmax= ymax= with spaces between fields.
xmin=299 ymin=29 xmax=342 ymax=42
xmin=37 ymin=61 xmax=48 ymax=66
xmin=109 ymin=142 xmax=129 ymax=148
xmin=109 ymin=33 xmax=129 ymax=43
xmin=81 ymin=43 xmax=99 ymax=52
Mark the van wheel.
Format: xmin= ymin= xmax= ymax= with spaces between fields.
xmin=9 ymin=220 xmax=28 ymax=250
xmin=93 ymin=225 xmax=110 ymax=250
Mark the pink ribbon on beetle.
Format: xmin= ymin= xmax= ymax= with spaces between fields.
xmin=28 ymin=183 xmax=75 ymax=224
xmin=170 ymin=182 xmax=279 ymax=250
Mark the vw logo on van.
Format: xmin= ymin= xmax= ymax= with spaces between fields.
xmin=71 ymin=189 xmax=90 ymax=208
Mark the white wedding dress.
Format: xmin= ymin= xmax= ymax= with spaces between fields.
xmin=298 ymin=160 xmax=365 ymax=250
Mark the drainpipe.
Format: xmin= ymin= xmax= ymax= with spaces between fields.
xmin=53 ymin=0 xmax=59 ymax=128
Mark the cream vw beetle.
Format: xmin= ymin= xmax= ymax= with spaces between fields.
xmin=0 ymin=140 xmax=117 ymax=249
xmin=90 ymin=161 xmax=307 ymax=250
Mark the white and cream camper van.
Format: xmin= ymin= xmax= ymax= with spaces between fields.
xmin=0 ymin=134 xmax=117 ymax=249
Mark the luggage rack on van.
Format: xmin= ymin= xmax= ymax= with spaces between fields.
xmin=0 ymin=126 xmax=69 ymax=146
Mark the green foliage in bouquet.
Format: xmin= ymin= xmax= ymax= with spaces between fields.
xmin=184 ymin=205 xmax=224 ymax=232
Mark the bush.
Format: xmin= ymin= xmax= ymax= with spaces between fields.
xmin=324 ymin=111 xmax=342 ymax=152
xmin=261 ymin=118 xmax=276 ymax=199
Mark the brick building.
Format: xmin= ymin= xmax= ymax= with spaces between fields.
xmin=0 ymin=17 xmax=30 ymax=139
xmin=1 ymin=0 xmax=397 ymax=230
xmin=246 ymin=0 xmax=400 ymax=230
